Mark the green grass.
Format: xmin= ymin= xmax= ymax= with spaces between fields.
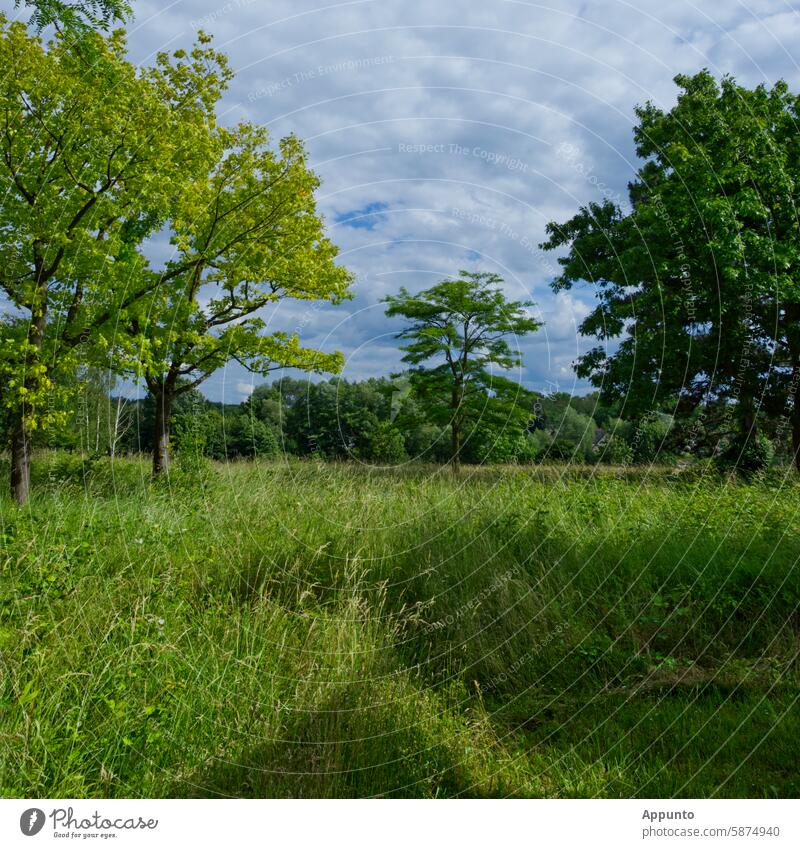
xmin=1 ymin=454 xmax=798 ymax=797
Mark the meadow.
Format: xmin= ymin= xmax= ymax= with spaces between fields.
xmin=0 ymin=455 xmax=798 ymax=798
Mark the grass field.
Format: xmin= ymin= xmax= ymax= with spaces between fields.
xmin=1 ymin=455 xmax=798 ymax=798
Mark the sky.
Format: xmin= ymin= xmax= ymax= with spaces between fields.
xmin=6 ymin=0 xmax=800 ymax=402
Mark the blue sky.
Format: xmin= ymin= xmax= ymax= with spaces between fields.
xmin=6 ymin=0 xmax=800 ymax=402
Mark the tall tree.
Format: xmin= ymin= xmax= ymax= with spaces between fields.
xmin=129 ymin=125 xmax=353 ymax=475
xmin=0 ymin=18 xmax=229 ymax=502
xmin=541 ymin=71 xmax=800 ymax=467
xmin=384 ymin=271 xmax=541 ymax=471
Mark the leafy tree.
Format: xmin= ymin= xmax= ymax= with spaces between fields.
xmin=384 ymin=271 xmax=542 ymax=471
xmin=366 ymin=421 xmax=407 ymax=465
xmin=17 ymin=0 xmax=130 ymax=32
xmin=225 ymin=413 xmax=279 ymax=459
xmin=550 ymin=405 xmax=597 ymax=461
xmin=629 ymin=412 xmax=673 ymax=464
xmin=282 ymin=379 xmax=384 ymax=459
xmin=0 ymin=19 xmax=227 ymax=502
xmin=130 ymin=124 xmax=353 ymax=475
xmin=717 ymin=431 xmax=774 ymax=476
xmin=541 ymin=71 xmax=800 ymax=466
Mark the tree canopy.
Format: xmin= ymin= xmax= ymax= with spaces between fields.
xmin=384 ymin=271 xmax=542 ymax=470
xmin=0 ymin=17 xmax=228 ymax=501
xmin=541 ymin=69 xmax=800 ymax=468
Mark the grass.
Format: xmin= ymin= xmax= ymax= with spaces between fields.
xmin=0 ymin=454 xmax=798 ymax=798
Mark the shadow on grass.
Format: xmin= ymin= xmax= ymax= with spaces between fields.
xmin=486 ymin=671 xmax=800 ymax=798
xmin=167 ymin=683 xmax=489 ymax=799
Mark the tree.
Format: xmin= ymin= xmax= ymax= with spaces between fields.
xmin=541 ymin=71 xmax=800 ymax=469
xmin=0 ymin=19 xmax=228 ymax=502
xmin=384 ymin=271 xmax=542 ymax=471
xmin=67 ymin=367 xmax=133 ymax=457
xmin=129 ymin=123 xmax=353 ymax=475
xmin=550 ymin=405 xmax=597 ymax=461
xmin=17 ymin=0 xmax=131 ymax=32
xmin=224 ymin=412 xmax=279 ymax=459
xmin=366 ymin=421 xmax=407 ymax=465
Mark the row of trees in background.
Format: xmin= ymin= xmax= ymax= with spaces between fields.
xmin=30 ymin=367 xmax=795 ymax=470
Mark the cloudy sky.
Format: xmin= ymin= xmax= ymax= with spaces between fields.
xmin=9 ymin=0 xmax=800 ymax=401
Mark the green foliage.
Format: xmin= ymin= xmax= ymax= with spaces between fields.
xmin=128 ymin=118 xmax=353 ymax=474
xmin=17 ymin=0 xmax=131 ymax=32
xmin=630 ymin=413 xmax=673 ymax=464
xmin=135 ymin=125 xmax=352 ymax=399
xmin=384 ymin=271 xmax=542 ymax=468
xmin=172 ymin=396 xmax=211 ymax=472
xmin=225 ymin=413 xmax=280 ymax=459
xmin=541 ymin=71 xmax=800 ymax=447
xmin=717 ymin=432 xmax=775 ymax=476
xmin=470 ymin=431 xmax=540 ymax=464
xmin=597 ymin=434 xmax=634 ymax=465
xmin=549 ymin=405 xmax=596 ymax=460
xmin=366 ymin=421 xmax=408 ymax=465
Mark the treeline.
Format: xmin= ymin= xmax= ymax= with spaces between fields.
xmin=38 ymin=371 xmax=796 ymax=469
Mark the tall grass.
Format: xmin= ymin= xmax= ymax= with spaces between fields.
xmin=1 ymin=455 xmax=798 ymax=797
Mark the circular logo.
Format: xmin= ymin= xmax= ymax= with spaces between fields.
xmin=20 ymin=809 xmax=45 ymax=836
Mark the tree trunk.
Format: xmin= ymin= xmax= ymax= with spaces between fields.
xmin=450 ymin=420 xmax=461 ymax=473
xmin=10 ymin=272 xmax=48 ymax=505
xmin=790 ymin=357 xmax=800 ymax=473
xmin=10 ymin=416 xmax=31 ymax=506
xmin=741 ymin=407 xmax=757 ymax=439
xmin=787 ymin=318 xmax=800 ymax=473
xmin=152 ymin=388 xmax=173 ymax=476
xmin=450 ymin=381 xmax=462 ymax=473
xmin=792 ymin=403 xmax=800 ymax=474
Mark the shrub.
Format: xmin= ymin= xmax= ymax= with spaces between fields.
xmin=717 ymin=432 xmax=775 ymax=476
xmin=365 ymin=421 xmax=408 ymax=465
xmin=598 ymin=434 xmax=634 ymax=465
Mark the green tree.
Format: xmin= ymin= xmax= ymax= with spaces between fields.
xmin=366 ymin=421 xmax=407 ymax=465
xmin=130 ymin=123 xmax=353 ymax=475
xmin=0 ymin=19 xmax=227 ymax=502
xmin=225 ymin=412 xmax=279 ymax=459
xmin=550 ymin=405 xmax=597 ymax=461
xmin=17 ymin=0 xmax=131 ymax=32
xmin=541 ymin=71 xmax=800 ymax=467
xmin=384 ymin=271 xmax=542 ymax=471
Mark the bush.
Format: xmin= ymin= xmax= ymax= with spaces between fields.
xmin=630 ymin=413 xmax=673 ymax=463
xmin=365 ymin=421 xmax=408 ymax=465
xmin=717 ymin=432 xmax=775 ymax=476
xmin=551 ymin=406 xmax=596 ymax=460
xmin=597 ymin=434 xmax=634 ymax=465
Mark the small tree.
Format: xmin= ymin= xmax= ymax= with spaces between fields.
xmin=384 ymin=271 xmax=542 ymax=472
